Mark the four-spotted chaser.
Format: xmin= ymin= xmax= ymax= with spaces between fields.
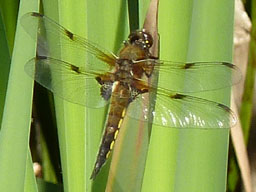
xmin=21 ymin=12 xmax=241 ymax=179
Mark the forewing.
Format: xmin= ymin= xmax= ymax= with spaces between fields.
xmin=127 ymin=90 xmax=236 ymax=129
xmin=25 ymin=56 xmax=110 ymax=108
xmin=134 ymin=60 xmax=241 ymax=93
xmin=21 ymin=12 xmax=117 ymax=73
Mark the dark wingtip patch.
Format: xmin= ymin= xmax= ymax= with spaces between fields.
xmin=170 ymin=93 xmax=186 ymax=99
xmin=184 ymin=63 xmax=195 ymax=69
xmin=65 ymin=29 xmax=74 ymax=40
xmin=217 ymin=103 xmax=231 ymax=112
xmin=31 ymin=12 xmax=43 ymax=18
xmin=222 ymin=62 xmax=234 ymax=68
xmin=70 ymin=64 xmax=80 ymax=74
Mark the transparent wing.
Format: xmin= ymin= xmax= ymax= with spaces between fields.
xmin=25 ymin=56 xmax=111 ymax=108
xmin=134 ymin=60 xmax=241 ymax=93
xmin=127 ymin=90 xmax=236 ymax=128
xmin=21 ymin=12 xmax=117 ymax=73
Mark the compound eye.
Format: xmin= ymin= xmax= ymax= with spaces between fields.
xmin=128 ymin=30 xmax=153 ymax=48
xmin=129 ymin=34 xmax=140 ymax=44
xmin=143 ymin=33 xmax=153 ymax=48
xmin=128 ymin=32 xmax=142 ymax=45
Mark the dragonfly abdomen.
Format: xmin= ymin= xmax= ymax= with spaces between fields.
xmin=90 ymin=83 xmax=130 ymax=179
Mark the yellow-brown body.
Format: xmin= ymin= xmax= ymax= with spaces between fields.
xmin=90 ymin=33 xmax=153 ymax=179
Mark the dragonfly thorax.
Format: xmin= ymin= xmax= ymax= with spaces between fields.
xmin=114 ymin=59 xmax=133 ymax=83
xmin=116 ymin=58 xmax=133 ymax=69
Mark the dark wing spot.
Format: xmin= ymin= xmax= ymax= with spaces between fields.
xmin=65 ymin=29 xmax=74 ymax=40
xmin=170 ymin=93 xmax=186 ymax=99
xmin=184 ymin=63 xmax=195 ymax=69
xmin=96 ymin=76 xmax=103 ymax=85
xmin=36 ymin=55 xmax=47 ymax=60
xmin=217 ymin=103 xmax=231 ymax=112
xmin=31 ymin=12 xmax=43 ymax=18
xmin=70 ymin=64 xmax=80 ymax=73
xmin=140 ymin=87 xmax=149 ymax=93
xmin=222 ymin=62 xmax=234 ymax=68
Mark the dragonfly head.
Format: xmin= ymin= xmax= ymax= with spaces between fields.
xmin=128 ymin=29 xmax=153 ymax=49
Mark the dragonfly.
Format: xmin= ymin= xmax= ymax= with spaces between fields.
xmin=21 ymin=12 xmax=241 ymax=180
